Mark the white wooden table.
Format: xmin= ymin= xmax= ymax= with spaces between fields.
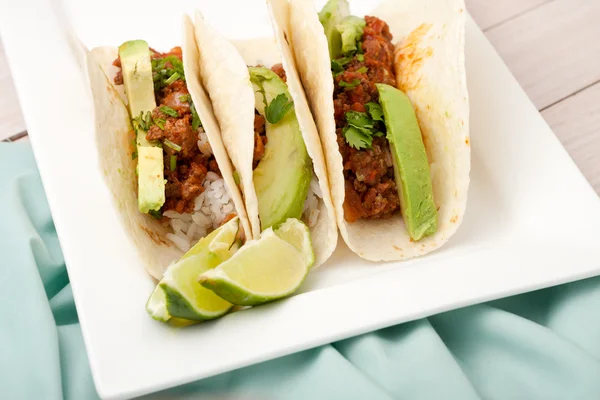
xmin=1 ymin=0 xmax=598 ymax=194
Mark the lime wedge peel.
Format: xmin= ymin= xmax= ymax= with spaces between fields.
xmin=145 ymin=217 xmax=240 ymax=322
xmin=198 ymin=219 xmax=314 ymax=306
xmin=146 ymin=284 xmax=171 ymax=322
xmin=274 ymin=218 xmax=315 ymax=267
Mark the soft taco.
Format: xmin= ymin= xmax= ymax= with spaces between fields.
xmin=192 ymin=11 xmax=338 ymax=268
xmin=275 ymin=0 xmax=470 ymax=261
xmin=86 ymin=16 xmax=251 ymax=279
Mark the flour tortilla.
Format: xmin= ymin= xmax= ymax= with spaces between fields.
xmin=85 ymin=16 xmax=252 ymax=279
xmin=193 ymin=10 xmax=338 ymax=268
xmin=282 ymin=0 xmax=470 ymax=261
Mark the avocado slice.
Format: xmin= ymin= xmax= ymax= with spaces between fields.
xmin=318 ymin=0 xmax=351 ymax=59
xmin=376 ymin=84 xmax=437 ymax=240
xmin=118 ymin=40 xmax=165 ymax=214
xmin=249 ymin=67 xmax=312 ymax=231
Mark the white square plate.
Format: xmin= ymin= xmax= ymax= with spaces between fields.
xmin=2 ymin=0 xmax=599 ymax=399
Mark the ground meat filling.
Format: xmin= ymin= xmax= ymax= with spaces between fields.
xmin=334 ymin=16 xmax=400 ymax=222
xmin=270 ymin=63 xmax=287 ymax=82
xmin=253 ymin=113 xmax=267 ymax=169
xmin=251 ymin=64 xmax=286 ymax=169
xmin=113 ymin=47 xmax=220 ymax=215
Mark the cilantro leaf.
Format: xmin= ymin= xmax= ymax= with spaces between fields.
xmin=345 ymin=111 xmax=373 ymax=129
xmin=331 ymin=59 xmax=345 ymax=74
xmin=336 ymin=57 xmax=353 ymax=67
xmin=356 ymin=66 xmax=368 ymax=74
xmin=148 ymin=209 xmax=163 ymax=219
xmin=339 ymin=79 xmax=361 ymax=89
xmin=356 ymin=54 xmax=364 ymax=62
xmin=365 ymin=102 xmax=384 ymax=122
xmin=331 ymin=57 xmax=353 ymax=76
xmin=249 ymin=73 xmax=269 ymax=110
xmin=265 ymin=93 xmax=294 ymax=124
xmin=159 ymin=106 xmax=179 ymax=117
xmin=343 ymin=110 xmax=382 ymax=149
xmin=343 ymin=126 xmax=372 ymax=150
xmin=190 ymin=101 xmax=202 ymax=131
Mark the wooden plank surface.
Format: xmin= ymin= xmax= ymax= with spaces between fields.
xmin=484 ymin=0 xmax=600 ymax=110
xmin=465 ymin=0 xmax=551 ymax=30
xmin=0 ymin=0 xmax=598 ymax=196
xmin=542 ymin=82 xmax=600 ymax=193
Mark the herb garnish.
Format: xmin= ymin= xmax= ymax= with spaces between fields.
xmin=165 ymin=72 xmax=180 ymax=85
xmin=163 ymin=139 xmax=181 ymax=152
xmin=356 ymin=66 xmax=368 ymax=74
xmin=365 ymin=102 xmax=384 ymax=122
xmin=179 ymin=94 xmax=190 ymax=103
xmin=154 ymin=118 xmax=166 ymax=130
xmin=339 ymin=79 xmax=361 ymax=89
xmin=148 ymin=209 xmax=162 ymax=219
xmin=265 ymin=93 xmax=294 ymax=124
xmin=331 ymin=60 xmax=344 ymax=75
xmin=132 ymin=111 xmax=153 ymax=131
xmin=342 ymin=108 xmax=386 ymax=150
xmin=159 ymin=106 xmax=179 ymax=118
xmin=151 ymin=55 xmax=185 ymax=91
xmin=343 ymin=126 xmax=372 ymax=150
xmin=170 ymin=155 xmax=177 ymax=171
xmin=250 ymin=72 xmax=294 ymax=125
xmin=331 ymin=57 xmax=353 ymax=77
xmin=190 ymin=101 xmax=202 ymax=131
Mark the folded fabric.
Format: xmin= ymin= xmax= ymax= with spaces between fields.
xmin=2 ymin=142 xmax=599 ymax=400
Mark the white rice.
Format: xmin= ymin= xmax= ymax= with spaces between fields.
xmin=197 ymin=128 xmax=213 ymax=157
xmin=302 ymin=175 xmax=322 ymax=228
xmin=165 ymin=138 xmax=233 ymax=252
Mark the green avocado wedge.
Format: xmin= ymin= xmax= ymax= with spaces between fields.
xmin=249 ymin=67 xmax=312 ymax=231
xmin=376 ymin=84 xmax=437 ymax=240
xmin=118 ymin=40 xmax=165 ymax=214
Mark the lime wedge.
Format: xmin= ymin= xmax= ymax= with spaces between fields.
xmin=146 ymin=217 xmax=240 ymax=322
xmin=182 ymin=217 xmax=240 ymax=260
xmin=198 ymin=218 xmax=314 ymax=306
xmin=146 ymin=284 xmax=171 ymax=322
xmin=274 ymin=218 xmax=315 ymax=267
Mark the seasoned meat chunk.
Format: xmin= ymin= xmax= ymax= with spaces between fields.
xmin=253 ymin=113 xmax=267 ymax=169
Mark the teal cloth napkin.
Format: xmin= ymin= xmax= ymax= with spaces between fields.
xmin=2 ymin=141 xmax=600 ymax=400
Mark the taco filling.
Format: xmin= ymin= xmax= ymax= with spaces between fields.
xmin=252 ymin=63 xmax=286 ymax=168
xmin=249 ymin=64 xmax=315 ymax=231
xmin=331 ymin=16 xmax=399 ymax=222
xmin=113 ymin=42 xmax=236 ymax=251
xmin=320 ymin=0 xmax=437 ymax=240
